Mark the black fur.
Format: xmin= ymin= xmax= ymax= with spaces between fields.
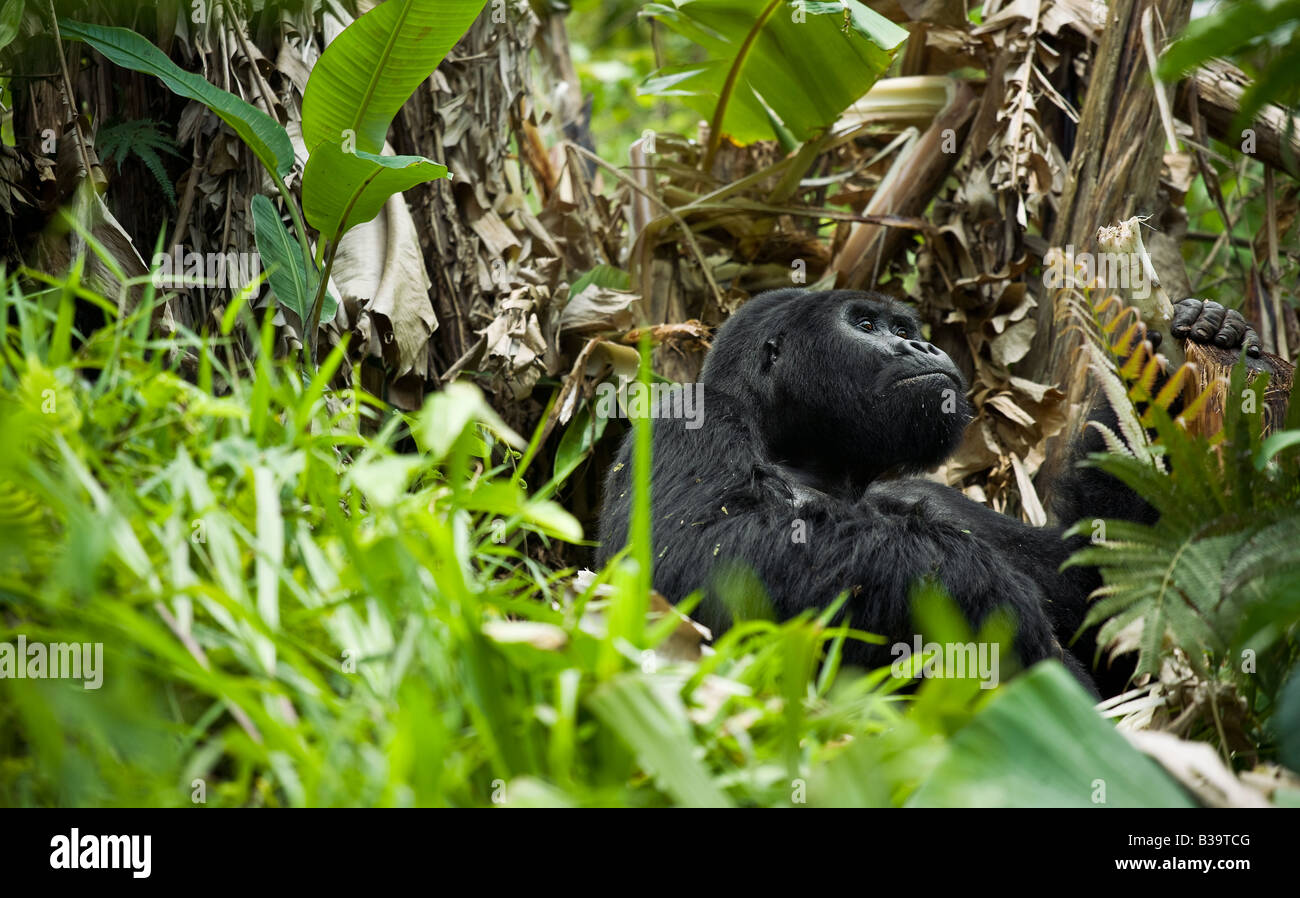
xmin=596 ymin=289 xmax=1243 ymax=693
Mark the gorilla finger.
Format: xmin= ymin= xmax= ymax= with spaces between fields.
xmin=1213 ymin=312 xmax=1248 ymax=348
xmin=1244 ymin=327 xmax=1262 ymax=358
xmin=1148 ymin=329 xmax=1163 ymax=349
xmin=1191 ymin=300 xmax=1227 ymax=342
xmin=1171 ymin=298 xmax=1204 ymax=336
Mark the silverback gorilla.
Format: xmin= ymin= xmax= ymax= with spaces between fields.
xmin=596 ymin=289 xmax=1259 ymax=694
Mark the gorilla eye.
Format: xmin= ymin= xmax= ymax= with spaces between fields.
xmin=895 ymin=327 xmax=909 ymax=339
xmin=855 ymin=318 xmax=875 ymax=332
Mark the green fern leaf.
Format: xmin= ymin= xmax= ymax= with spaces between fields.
xmin=95 ymin=118 xmax=182 ymax=207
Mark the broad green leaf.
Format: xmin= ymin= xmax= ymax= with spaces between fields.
xmin=413 ymin=381 xmax=523 ymax=463
xmin=906 ymin=663 xmax=1194 ymax=808
xmin=641 ymin=0 xmax=908 ymax=144
xmin=1158 ymin=0 xmax=1300 ymax=79
xmin=1258 ymin=429 xmax=1300 ymax=469
xmin=300 ymin=0 xmax=488 ymax=155
xmin=570 ymin=264 xmax=631 ymax=297
xmin=456 ymin=479 xmax=583 ymax=543
xmin=517 ymin=499 xmax=584 ymax=544
xmin=0 ymin=0 xmax=24 ymax=55
xmin=553 ymin=399 xmax=609 ymax=483
xmin=59 ymin=20 xmax=294 ymax=178
xmin=250 ymin=195 xmax=338 ymax=324
xmin=345 ymin=452 xmax=422 ymax=508
xmin=1276 ymin=662 xmax=1300 ymax=774
xmin=302 ymin=142 xmax=447 ymax=241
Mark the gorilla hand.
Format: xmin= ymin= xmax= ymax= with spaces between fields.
xmin=1170 ymin=298 xmax=1261 ymax=358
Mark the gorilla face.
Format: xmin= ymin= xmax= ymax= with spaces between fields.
xmin=701 ymin=289 xmax=971 ymax=493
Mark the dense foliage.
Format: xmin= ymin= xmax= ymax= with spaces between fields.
xmin=0 ymin=269 xmax=1241 ymax=807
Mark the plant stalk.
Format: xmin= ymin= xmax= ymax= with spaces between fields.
xmin=702 ymin=0 xmax=784 ymax=172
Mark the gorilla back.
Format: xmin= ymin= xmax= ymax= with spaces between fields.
xmin=596 ymin=288 xmax=1093 ymax=680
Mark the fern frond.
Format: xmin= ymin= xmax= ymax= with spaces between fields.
xmin=1134 ymin=353 xmax=1162 ymax=402
xmin=1093 ymin=604 xmax=1151 ymax=658
xmin=1084 ymin=420 xmax=1133 ymax=458
xmin=1222 ymin=516 xmax=1300 ymax=654
xmin=1085 ymin=340 xmax=1156 ymax=465
xmin=132 ymin=144 xmax=177 ymax=205
xmin=96 ymin=118 xmax=182 ymax=207
xmin=1152 ymin=363 xmax=1192 ymax=409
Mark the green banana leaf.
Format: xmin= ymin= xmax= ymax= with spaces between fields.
xmin=59 ymin=20 xmax=294 ymax=179
xmin=300 ymin=0 xmax=488 ymax=155
xmin=299 ymin=0 xmax=484 ymax=243
xmin=301 ymin=142 xmax=447 ymax=239
xmin=641 ymin=0 xmax=908 ymax=145
xmin=251 ymin=195 xmax=337 ymax=325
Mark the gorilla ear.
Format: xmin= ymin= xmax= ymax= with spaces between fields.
xmin=761 ymin=335 xmax=782 ymax=372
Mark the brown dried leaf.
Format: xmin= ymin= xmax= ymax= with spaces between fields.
xmin=559 ymin=285 xmax=638 ymax=334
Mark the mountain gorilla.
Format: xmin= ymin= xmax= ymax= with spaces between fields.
xmin=596 ymin=289 xmax=1258 ymax=693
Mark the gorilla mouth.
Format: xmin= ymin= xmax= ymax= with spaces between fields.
xmin=892 ymin=370 xmax=957 ymax=388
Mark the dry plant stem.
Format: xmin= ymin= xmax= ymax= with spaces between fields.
xmin=1096 ymin=217 xmax=1184 ymax=369
xmin=674 ymin=118 xmax=903 ymax=215
xmin=305 ymin=235 xmax=341 ymax=368
xmin=226 ymin=9 xmax=318 ymax=279
xmin=567 ymin=143 xmax=723 ymax=309
xmin=1140 ymin=7 xmax=1180 ymax=154
xmin=831 ymin=80 xmax=976 ymax=288
xmin=678 ymin=156 xmax=798 ymax=209
xmin=1187 ymin=88 xmax=1246 ymax=288
xmin=1207 ymin=687 xmax=1232 ymax=766
xmin=169 ymin=138 xmax=203 ymax=252
xmin=47 ymin=3 xmax=95 ymax=187
xmin=1265 ymin=167 xmax=1289 ymax=361
xmin=227 ymin=10 xmax=280 ymax=127
xmin=1179 ymin=59 xmax=1300 ymax=177
xmin=667 ymin=199 xmax=926 ymax=228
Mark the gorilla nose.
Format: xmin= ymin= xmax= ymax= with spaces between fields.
xmin=897 ymin=339 xmax=944 ymax=358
